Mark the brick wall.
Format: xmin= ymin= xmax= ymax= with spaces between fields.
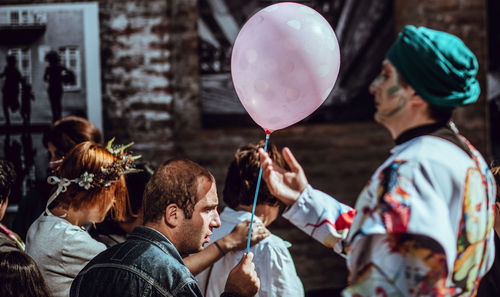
xmin=98 ymin=0 xmax=200 ymax=163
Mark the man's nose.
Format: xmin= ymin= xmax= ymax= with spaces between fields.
xmin=369 ymin=80 xmax=378 ymax=95
xmin=369 ymin=75 xmax=383 ymax=95
xmin=212 ymin=211 xmax=221 ymax=228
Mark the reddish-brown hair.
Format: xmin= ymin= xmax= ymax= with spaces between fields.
xmin=55 ymin=142 xmax=129 ymax=221
xmin=43 ymin=116 xmax=102 ymax=159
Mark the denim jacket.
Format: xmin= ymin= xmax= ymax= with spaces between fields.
xmin=70 ymin=226 xmax=203 ymax=297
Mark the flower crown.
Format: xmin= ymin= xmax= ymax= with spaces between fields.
xmin=78 ymin=137 xmax=141 ymax=189
xmin=46 ymin=138 xmax=141 ymax=210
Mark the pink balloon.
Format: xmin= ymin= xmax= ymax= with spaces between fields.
xmin=231 ymin=3 xmax=341 ymax=133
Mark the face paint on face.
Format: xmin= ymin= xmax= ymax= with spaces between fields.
xmin=387 ymin=71 xmax=401 ymax=96
xmin=375 ymin=95 xmax=408 ymax=119
xmin=369 ymin=60 xmax=409 ymax=120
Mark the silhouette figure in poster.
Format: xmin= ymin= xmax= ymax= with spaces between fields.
xmin=0 ymin=55 xmax=21 ymax=126
xmin=44 ymin=51 xmax=72 ymax=123
xmin=20 ymin=77 xmax=35 ymax=125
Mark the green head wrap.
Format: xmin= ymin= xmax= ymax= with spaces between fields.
xmin=386 ymin=25 xmax=480 ymax=109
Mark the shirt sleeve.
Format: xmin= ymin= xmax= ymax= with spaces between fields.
xmin=282 ymin=185 xmax=356 ymax=252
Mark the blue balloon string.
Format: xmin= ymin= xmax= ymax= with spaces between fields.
xmin=246 ymin=133 xmax=270 ymax=254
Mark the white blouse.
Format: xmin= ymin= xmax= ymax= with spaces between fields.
xmin=26 ymin=212 xmax=106 ymax=297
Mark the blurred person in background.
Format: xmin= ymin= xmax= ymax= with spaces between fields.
xmin=0 ymin=160 xmax=24 ymax=252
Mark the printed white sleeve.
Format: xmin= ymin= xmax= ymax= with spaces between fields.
xmin=283 ymin=185 xmax=355 ymax=252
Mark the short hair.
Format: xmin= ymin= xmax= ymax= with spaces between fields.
xmin=0 ymin=160 xmax=16 ymax=203
xmin=223 ymin=141 xmax=285 ymax=209
xmin=142 ymin=158 xmax=214 ymax=223
xmin=55 ymin=142 xmax=129 ymax=221
xmin=0 ymin=250 xmax=51 ymax=297
xmin=43 ymin=116 xmax=103 ymax=160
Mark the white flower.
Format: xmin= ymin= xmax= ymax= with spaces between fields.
xmin=78 ymin=172 xmax=94 ymax=190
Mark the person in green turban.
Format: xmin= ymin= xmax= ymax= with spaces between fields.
xmin=369 ymin=25 xmax=480 ymax=139
xmin=258 ymin=25 xmax=496 ymax=296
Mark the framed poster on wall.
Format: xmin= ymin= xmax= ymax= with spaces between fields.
xmin=0 ymin=2 xmax=101 ymax=209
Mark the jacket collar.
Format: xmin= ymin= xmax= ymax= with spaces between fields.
xmin=129 ymin=226 xmax=185 ymax=260
xmin=394 ymin=121 xmax=471 ymax=157
xmin=395 ymin=121 xmax=447 ymax=145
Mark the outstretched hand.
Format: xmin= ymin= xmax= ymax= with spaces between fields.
xmin=225 ymin=252 xmax=260 ymax=297
xmin=258 ymin=147 xmax=308 ymax=206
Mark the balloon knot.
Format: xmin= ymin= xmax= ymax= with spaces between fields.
xmin=265 ymin=129 xmax=271 ymax=135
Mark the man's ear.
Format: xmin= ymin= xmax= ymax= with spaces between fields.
xmin=164 ymin=203 xmax=183 ymax=227
xmin=405 ymin=86 xmax=422 ymax=103
xmin=408 ymin=91 xmax=428 ymax=112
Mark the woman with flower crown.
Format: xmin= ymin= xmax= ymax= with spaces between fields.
xmin=25 ymin=141 xmax=133 ymax=297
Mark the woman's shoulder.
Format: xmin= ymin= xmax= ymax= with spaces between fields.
xmin=29 ymin=214 xmax=96 ymax=244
